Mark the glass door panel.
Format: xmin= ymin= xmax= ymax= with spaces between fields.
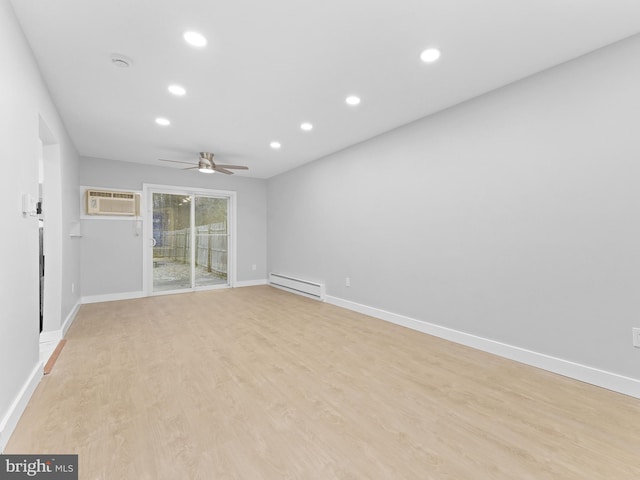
xmin=152 ymin=193 xmax=193 ymax=292
xmin=194 ymin=196 xmax=229 ymax=287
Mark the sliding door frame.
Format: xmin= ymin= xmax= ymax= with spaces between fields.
xmin=142 ymin=183 xmax=237 ymax=296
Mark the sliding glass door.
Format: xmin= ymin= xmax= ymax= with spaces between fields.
xmin=152 ymin=192 xmax=193 ymax=292
xmin=194 ymin=196 xmax=229 ymax=287
xmin=146 ymin=186 xmax=234 ymax=294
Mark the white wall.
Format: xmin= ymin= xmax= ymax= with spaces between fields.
xmin=268 ymin=34 xmax=640 ymax=387
xmin=79 ymin=157 xmax=268 ymax=298
xmin=0 ymin=0 xmax=81 ymax=451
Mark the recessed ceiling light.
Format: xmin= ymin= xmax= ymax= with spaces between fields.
xmin=183 ymin=31 xmax=207 ymax=47
xmin=168 ymin=85 xmax=186 ymax=96
xmin=420 ymin=48 xmax=441 ymax=63
xmin=300 ymin=122 xmax=313 ymax=131
xmin=345 ymin=95 xmax=361 ymax=106
xmin=270 ymin=141 xmax=281 ymax=149
xmin=155 ymin=117 xmax=171 ymax=126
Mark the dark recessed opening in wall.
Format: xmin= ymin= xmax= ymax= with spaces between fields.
xmin=38 ymin=144 xmax=44 ymax=333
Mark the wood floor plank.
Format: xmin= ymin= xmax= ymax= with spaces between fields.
xmin=6 ymin=286 xmax=640 ymax=479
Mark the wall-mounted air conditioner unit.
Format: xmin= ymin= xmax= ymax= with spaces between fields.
xmin=85 ymin=189 xmax=139 ymax=216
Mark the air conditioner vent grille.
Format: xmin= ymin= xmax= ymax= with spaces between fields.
xmin=86 ymin=189 xmax=139 ymax=216
xmin=88 ymin=191 xmax=135 ymax=199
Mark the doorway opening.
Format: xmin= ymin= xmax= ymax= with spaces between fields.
xmin=38 ymin=115 xmax=63 ymax=364
xmin=38 ymin=141 xmax=44 ymax=332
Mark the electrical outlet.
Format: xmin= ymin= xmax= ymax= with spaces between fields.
xmin=71 ymin=283 xmax=75 ymax=293
xmin=345 ymin=277 xmax=351 ymax=287
xmin=251 ymin=264 xmax=257 ymax=271
xmin=633 ymin=328 xmax=640 ymax=348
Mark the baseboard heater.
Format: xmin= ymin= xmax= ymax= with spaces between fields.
xmin=269 ymin=273 xmax=325 ymax=301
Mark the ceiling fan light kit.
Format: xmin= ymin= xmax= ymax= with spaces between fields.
xmin=198 ymin=158 xmax=215 ymax=173
xmin=198 ymin=152 xmax=216 ymax=174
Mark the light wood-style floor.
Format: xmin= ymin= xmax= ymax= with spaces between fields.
xmin=7 ymin=286 xmax=640 ymax=479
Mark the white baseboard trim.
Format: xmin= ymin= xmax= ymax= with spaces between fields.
xmin=0 ymin=362 xmax=43 ymax=453
xmin=325 ymin=295 xmax=640 ymax=399
xmin=235 ymin=279 xmax=268 ymax=288
xmin=81 ymin=291 xmax=146 ymax=304
xmin=62 ymin=301 xmax=81 ymax=336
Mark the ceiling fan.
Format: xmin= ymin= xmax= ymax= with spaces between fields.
xmin=159 ymin=152 xmax=248 ymax=175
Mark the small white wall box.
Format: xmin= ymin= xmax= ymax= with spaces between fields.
xmin=86 ymin=189 xmax=139 ymax=216
xmin=22 ymin=193 xmax=37 ymax=216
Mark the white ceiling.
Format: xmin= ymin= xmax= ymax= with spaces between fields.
xmin=11 ymin=0 xmax=640 ymax=178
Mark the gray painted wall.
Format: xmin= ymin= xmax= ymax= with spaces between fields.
xmin=80 ymin=219 xmax=143 ymax=296
xmin=268 ymin=34 xmax=640 ymax=380
xmin=79 ymin=158 xmax=267 ymax=296
xmin=1 ymin=0 xmax=81 ymax=448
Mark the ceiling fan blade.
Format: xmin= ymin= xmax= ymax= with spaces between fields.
xmin=159 ymin=158 xmax=194 ymax=165
xmin=213 ymin=167 xmax=234 ymax=175
xmin=214 ymin=164 xmax=248 ymax=170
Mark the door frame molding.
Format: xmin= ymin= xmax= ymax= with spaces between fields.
xmin=142 ymin=183 xmax=237 ymax=295
xmin=39 ymin=116 xmax=63 ymax=337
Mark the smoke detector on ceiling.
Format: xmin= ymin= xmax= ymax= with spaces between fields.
xmin=111 ymin=54 xmax=133 ymax=68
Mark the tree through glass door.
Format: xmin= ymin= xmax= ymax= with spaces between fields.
xmin=152 ymin=192 xmax=229 ymax=292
